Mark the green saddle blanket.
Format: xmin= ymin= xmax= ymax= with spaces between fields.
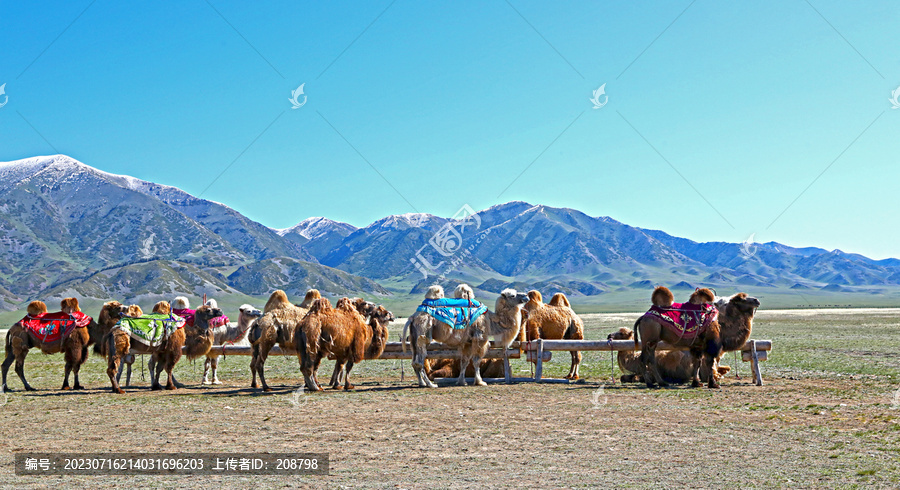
xmin=116 ymin=314 xmax=185 ymax=347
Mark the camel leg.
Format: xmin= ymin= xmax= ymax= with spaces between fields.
xmin=62 ymin=353 xmax=75 ymax=390
xmin=62 ymin=343 xmax=85 ymax=390
xmin=106 ymin=335 xmax=125 ymax=394
xmin=1 ymin=348 xmax=15 ymax=392
xmin=343 ymin=359 xmax=356 ymax=391
xmin=689 ymin=351 xmax=703 ymax=388
xmin=125 ymin=355 xmax=133 ymax=386
xmin=456 ymin=351 xmax=470 ymax=386
xmin=72 ymin=345 xmax=88 ymax=390
xmin=0 ymin=346 xmax=16 ymax=393
xmin=250 ymin=346 xmax=259 ymax=388
xmin=164 ymin=358 xmax=176 ymax=390
xmin=641 ymin=341 xmax=668 ymax=388
xmin=256 ymin=348 xmax=272 ymax=392
xmin=329 ymin=361 xmax=345 ymax=389
xmin=413 ymin=335 xmax=437 ymax=388
xmin=705 ymin=353 xmax=720 ymax=389
xmin=150 ymin=355 xmax=164 ymax=391
xmin=566 ymin=350 xmax=582 ymax=380
xmin=471 ymin=353 xmax=487 ymax=387
xmin=203 ymin=357 xmax=212 ymax=385
xmin=13 ymin=350 xmax=35 ymax=391
xmin=211 ymin=356 xmax=222 ymax=385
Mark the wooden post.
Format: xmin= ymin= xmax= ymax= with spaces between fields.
xmin=534 ymin=339 xmax=544 ymax=382
xmin=503 ymin=350 xmax=512 ymax=384
xmin=750 ymin=340 xmax=763 ymax=386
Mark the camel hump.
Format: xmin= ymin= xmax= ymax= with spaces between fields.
xmin=526 ymin=290 xmax=543 ymax=304
xmin=60 ymin=297 xmax=81 ymax=313
xmin=265 ymin=290 xmax=291 ymax=313
xmin=27 ymin=300 xmax=47 ymax=316
xmin=548 ymin=293 xmax=570 ymax=307
xmin=690 ymin=288 xmax=715 ymax=304
xmin=308 ymin=298 xmax=333 ymax=314
xmin=651 ymin=286 xmax=674 ymax=307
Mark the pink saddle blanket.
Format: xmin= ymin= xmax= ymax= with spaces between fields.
xmin=20 ymin=311 xmax=93 ymax=343
xmin=172 ymin=308 xmax=229 ymax=328
xmin=641 ymin=302 xmax=717 ymax=340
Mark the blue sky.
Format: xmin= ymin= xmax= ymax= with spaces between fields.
xmin=1 ymin=1 xmax=898 ymax=259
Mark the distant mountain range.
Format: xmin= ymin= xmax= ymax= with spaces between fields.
xmin=0 ymin=154 xmax=897 ymax=310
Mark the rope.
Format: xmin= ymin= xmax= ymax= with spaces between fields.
xmin=140 ymin=355 xmax=145 ymax=381
xmin=733 ymin=350 xmax=740 ymax=379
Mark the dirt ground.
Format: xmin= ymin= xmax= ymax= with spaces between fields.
xmin=0 ymin=310 xmax=898 ymax=488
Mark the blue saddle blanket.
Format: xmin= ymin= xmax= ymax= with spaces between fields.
xmin=416 ymin=298 xmax=488 ymax=329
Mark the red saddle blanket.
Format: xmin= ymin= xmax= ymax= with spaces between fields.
xmin=20 ymin=311 xmax=93 ymax=343
xmin=642 ymin=302 xmax=718 ymax=340
xmin=172 ymin=308 xmax=229 ymax=329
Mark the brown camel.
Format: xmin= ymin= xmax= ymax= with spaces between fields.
xmin=248 ymin=289 xmax=321 ymax=391
xmin=326 ymin=297 xmax=380 ymax=388
xmin=713 ymin=292 xmax=762 ymax=362
xmin=423 ymin=358 xmax=506 ymax=380
xmin=104 ymin=302 xmax=219 ymax=393
xmin=635 ymin=286 xmax=759 ymax=389
xmin=403 ymin=286 xmax=528 ymax=388
xmin=296 ymin=297 xmax=393 ymax=391
xmin=523 ymin=290 xmax=585 ymax=379
xmin=608 ymin=327 xmax=730 ymax=384
xmin=2 ymin=298 xmax=117 ymax=391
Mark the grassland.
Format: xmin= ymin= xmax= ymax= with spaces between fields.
xmin=0 ymin=308 xmax=897 ymax=488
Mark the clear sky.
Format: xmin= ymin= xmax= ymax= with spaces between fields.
xmin=1 ymin=1 xmax=898 ymax=259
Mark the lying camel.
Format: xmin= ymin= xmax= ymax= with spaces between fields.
xmin=608 ymin=327 xmax=730 ymax=384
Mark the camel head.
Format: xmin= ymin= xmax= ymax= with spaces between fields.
xmin=205 ymin=298 xmax=218 ymax=309
xmin=366 ymin=305 xmax=394 ymax=359
xmin=500 ymin=288 xmax=529 ymax=307
xmin=193 ymin=304 xmax=224 ymax=332
xmin=453 ymin=284 xmax=475 ymax=300
xmin=489 ymin=289 xmax=529 ymax=347
xmin=607 ymin=327 xmax=634 ymax=341
xmin=238 ymin=304 xmax=262 ymax=319
xmin=689 ymin=288 xmax=715 ymax=305
xmin=60 ymin=297 xmax=81 ymax=314
xmin=26 ymin=300 xmax=47 ymax=317
xmin=152 ymin=301 xmax=171 ymax=315
xmin=349 ymin=297 xmax=377 ymax=318
xmin=171 ymin=296 xmax=190 ymax=310
xmin=725 ymin=292 xmax=760 ymax=313
xmin=424 ymin=285 xmax=444 ymax=300
xmin=98 ymin=301 xmax=127 ymax=325
xmin=651 ymin=286 xmax=674 ymax=307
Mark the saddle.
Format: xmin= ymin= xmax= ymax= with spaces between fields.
xmin=416 ymin=298 xmax=488 ymax=330
xmin=642 ymin=302 xmax=718 ymax=340
xmin=20 ymin=311 xmax=93 ymax=343
xmin=116 ymin=314 xmax=185 ymax=347
xmin=172 ymin=308 xmax=229 ymax=329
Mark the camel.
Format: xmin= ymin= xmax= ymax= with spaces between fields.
xmin=104 ymin=302 xmax=219 ymax=393
xmin=2 ymin=298 xmax=115 ymax=391
xmin=523 ymin=290 xmax=585 ymax=379
xmin=423 ymin=358 xmax=506 ymax=380
xmin=608 ymin=327 xmax=730 ymax=384
xmin=635 ymin=286 xmax=759 ymax=389
xmin=326 ymin=297 xmax=381 ymax=388
xmin=403 ymin=286 xmax=528 ymax=388
xmin=202 ymin=304 xmax=262 ymax=385
xmin=248 ymin=289 xmax=321 ymax=391
xmin=296 ymin=297 xmax=393 ymax=391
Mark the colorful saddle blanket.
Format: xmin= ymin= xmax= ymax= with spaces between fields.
xmin=20 ymin=312 xmax=92 ymax=343
xmin=172 ymin=308 xmax=229 ymax=329
xmin=116 ymin=314 xmax=185 ymax=347
xmin=416 ymin=298 xmax=488 ymax=330
xmin=642 ymin=302 xmax=718 ymax=340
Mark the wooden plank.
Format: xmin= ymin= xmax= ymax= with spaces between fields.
xmin=534 ymin=339 xmax=544 ymax=381
xmin=741 ymin=350 xmax=768 ymax=362
xmin=520 ymin=339 xmax=772 ymax=352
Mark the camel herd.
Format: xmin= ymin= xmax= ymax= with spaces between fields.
xmin=0 ymin=285 xmax=759 ymax=394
